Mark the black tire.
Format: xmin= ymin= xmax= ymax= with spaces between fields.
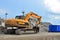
xmin=33 ymin=27 xmax=39 ymax=33
xmin=4 ymin=29 xmax=14 ymax=34
xmin=3 ymin=29 xmax=7 ymax=34
xmin=7 ymin=29 xmax=13 ymax=34
xmin=15 ymin=29 xmax=23 ymax=35
xmin=7 ymin=30 xmax=10 ymax=34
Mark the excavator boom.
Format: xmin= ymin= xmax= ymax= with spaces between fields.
xmin=24 ymin=12 xmax=41 ymax=26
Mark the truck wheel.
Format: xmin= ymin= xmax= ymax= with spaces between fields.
xmin=3 ymin=29 xmax=7 ymax=34
xmin=15 ymin=29 xmax=23 ymax=35
xmin=33 ymin=27 xmax=39 ymax=33
xmin=7 ymin=29 xmax=13 ymax=34
xmin=34 ymin=29 xmax=38 ymax=33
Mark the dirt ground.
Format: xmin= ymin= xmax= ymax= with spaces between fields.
xmin=0 ymin=32 xmax=60 ymax=40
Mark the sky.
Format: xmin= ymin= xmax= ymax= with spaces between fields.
xmin=0 ymin=0 xmax=60 ymax=25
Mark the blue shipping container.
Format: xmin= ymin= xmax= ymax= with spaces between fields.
xmin=49 ymin=25 xmax=60 ymax=32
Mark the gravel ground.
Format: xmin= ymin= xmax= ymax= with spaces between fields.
xmin=0 ymin=32 xmax=60 ymax=40
xmin=0 ymin=22 xmax=59 ymax=40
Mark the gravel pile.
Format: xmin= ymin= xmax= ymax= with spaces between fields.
xmin=39 ymin=22 xmax=52 ymax=32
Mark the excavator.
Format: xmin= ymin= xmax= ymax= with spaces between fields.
xmin=3 ymin=12 xmax=41 ymax=34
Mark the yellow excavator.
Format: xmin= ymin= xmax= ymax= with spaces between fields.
xmin=3 ymin=12 xmax=41 ymax=34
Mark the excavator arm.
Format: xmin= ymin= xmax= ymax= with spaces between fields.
xmin=24 ymin=12 xmax=41 ymax=26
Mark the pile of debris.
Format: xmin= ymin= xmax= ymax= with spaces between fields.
xmin=39 ymin=22 xmax=52 ymax=32
xmin=0 ymin=18 xmax=5 ymax=34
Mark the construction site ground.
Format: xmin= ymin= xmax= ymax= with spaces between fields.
xmin=0 ymin=31 xmax=60 ymax=40
xmin=0 ymin=22 xmax=59 ymax=40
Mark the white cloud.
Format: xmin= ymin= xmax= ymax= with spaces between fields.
xmin=49 ymin=15 xmax=60 ymax=20
xmin=48 ymin=15 xmax=60 ymax=25
xmin=0 ymin=9 xmax=7 ymax=14
xmin=44 ymin=0 xmax=60 ymax=13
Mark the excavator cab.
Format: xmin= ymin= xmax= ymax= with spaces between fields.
xmin=15 ymin=11 xmax=25 ymax=19
xmin=15 ymin=15 xmax=25 ymax=19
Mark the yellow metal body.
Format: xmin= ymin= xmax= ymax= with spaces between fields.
xmin=5 ymin=12 xmax=41 ymax=28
